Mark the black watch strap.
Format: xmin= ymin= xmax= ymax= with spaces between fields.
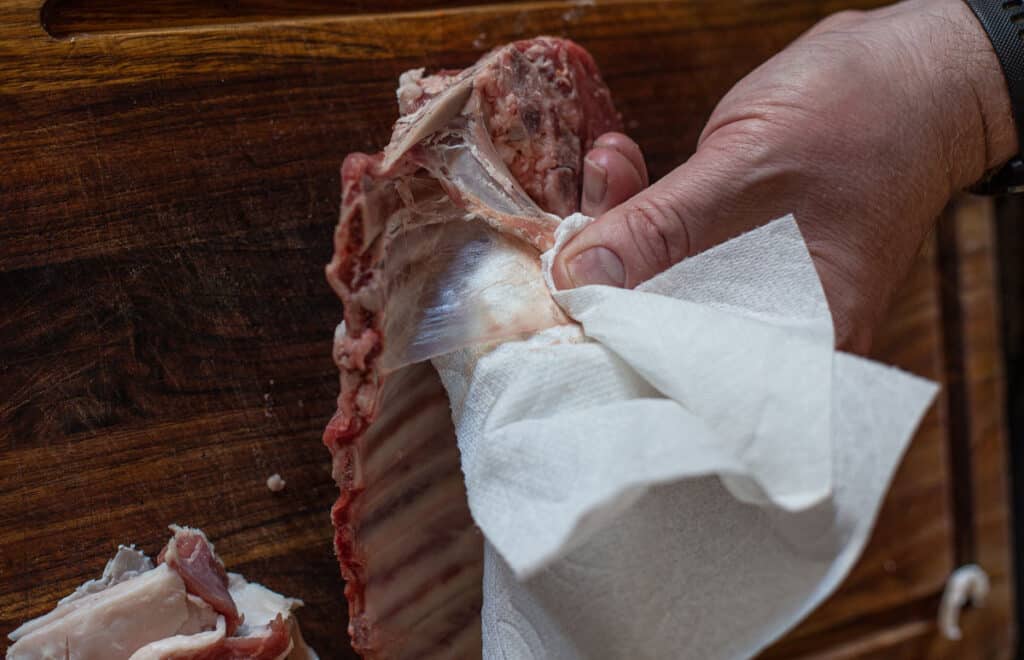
xmin=964 ymin=0 xmax=1024 ymax=195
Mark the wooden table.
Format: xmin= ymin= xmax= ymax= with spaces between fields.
xmin=0 ymin=1 xmax=1015 ymax=657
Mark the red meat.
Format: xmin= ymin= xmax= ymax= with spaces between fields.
xmin=324 ymin=37 xmax=621 ymax=659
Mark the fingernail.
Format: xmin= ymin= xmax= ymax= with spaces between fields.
xmin=582 ymin=157 xmax=607 ymax=207
xmin=567 ymin=247 xmax=626 ymax=288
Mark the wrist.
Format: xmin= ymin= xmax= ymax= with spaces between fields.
xmin=922 ymin=0 xmax=1018 ymax=186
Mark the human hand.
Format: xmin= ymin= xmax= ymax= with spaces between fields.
xmin=553 ymin=0 xmax=1017 ymax=353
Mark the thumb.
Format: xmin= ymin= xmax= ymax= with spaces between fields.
xmin=552 ymin=143 xmax=778 ymax=289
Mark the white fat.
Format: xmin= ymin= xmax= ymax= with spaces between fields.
xmin=228 ymin=573 xmax=302 ymax=631
xmin=128 ymin=615 xmax=226 ymax=660
xmin=454 ymin=232 xmax=556 ymax=334
xmin=397 ymin=68 xmax=426 ymax=114
xmin=6 ymin=565 xmax=192 ymax=660
xmin=266 ymin=473 xmax=286 ymax=492
xmin=179 ymin=594 xmax=220 ymax=635
xmin=8 ymin=530 xmax=316 ymax=660
xmin=57 ymin=546 xmax=154 ymax=607
xmin=227 ymin=574 xmax=319 ymax=660
xmin=10 ymin=547 xmax=154 ymax=643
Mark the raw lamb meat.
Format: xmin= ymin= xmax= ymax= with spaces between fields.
xmin=6 ymin=526 xmax=317 ymax=660
xmin=324 ymin=37 xmax=621 ymax=658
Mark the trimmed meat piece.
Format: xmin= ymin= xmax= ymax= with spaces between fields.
xmin=6 ymin=527 xmax=316 ymax=660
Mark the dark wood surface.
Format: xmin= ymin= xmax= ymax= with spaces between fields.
xmin=0 ymin=1 xmax=1014 ymax=657
xmin=995 ymin=195 xmax=1024 ymax=653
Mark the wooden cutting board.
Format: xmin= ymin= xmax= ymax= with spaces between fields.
xmin=0 ymin=1 xmax=1014 ymax=657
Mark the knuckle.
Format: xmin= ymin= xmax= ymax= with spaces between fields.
xmin=812 ymin=10 xmax=865 ymax=34
xmin=704 ymin=118 xmax=786 ymax=167
xmin=622 ymin=198 xmax=690 ymax=279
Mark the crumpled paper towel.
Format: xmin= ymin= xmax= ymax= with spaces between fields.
xmin=433 ymin=214 xmax=938 ymax=659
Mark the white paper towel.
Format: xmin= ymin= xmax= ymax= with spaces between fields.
xmin=433 ymin=214 xmax=938 ymax=659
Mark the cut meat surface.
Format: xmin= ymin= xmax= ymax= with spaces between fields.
xmin=159 ymin=526 xmax=241 ymax=636
xmin=324 ymin=36 xmax=621 ymax=659
xmin=6 ymin=526 xmax=316 ymax=660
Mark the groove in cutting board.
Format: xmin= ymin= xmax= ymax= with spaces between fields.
xmin=40 ymin=0 xmax=539 ymax=37
xmin=937 ymin=210 xmax=977 ymax=566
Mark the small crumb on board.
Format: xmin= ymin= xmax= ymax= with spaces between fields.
xmin=266 ymin=473 xmax=286 ymax=492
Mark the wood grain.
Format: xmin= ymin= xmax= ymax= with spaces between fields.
xmin=40 ymin=0 xmax=520 ymax=37
xmin=0 ymin=0 xmax=889 ymax=270
xmin=0 ymin=0 xmax=1014 ymax=657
